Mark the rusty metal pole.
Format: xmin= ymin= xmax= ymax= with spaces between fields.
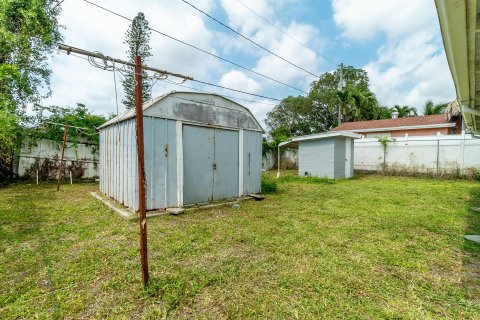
xmin=56 ymin=125 xmax=68 ymax=191
xmin=135 ymin=55 xmax=149 ymax=286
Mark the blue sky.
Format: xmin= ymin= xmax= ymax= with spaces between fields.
xmin=46 ymin=0 xmax=456 ymax=122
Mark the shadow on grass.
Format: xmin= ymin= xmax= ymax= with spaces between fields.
xmin=464 ymin=187 xmax=480 ymax=302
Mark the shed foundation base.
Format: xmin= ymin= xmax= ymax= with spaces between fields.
xmin=91 ymin=192 xmax=257 ymax=220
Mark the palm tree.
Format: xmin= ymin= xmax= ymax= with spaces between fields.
xmin=350 ymin=89 xmax=378 ymax=121
xmin=336 ymin=88 xmax=351 ymax=124
xmin=392 ymin=105 xmax=418 ymax=117
xmin=376 ymin=106 xmax=392 ymax=119
xmin=337 ymin=87 xmax=378 ymax=122
xmin=423 ymin=100 xmax=447 ymax=115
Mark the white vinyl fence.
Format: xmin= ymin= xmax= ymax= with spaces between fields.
xmin=355 ymin=134 xmax=480 ymax=175
xmin=263 ymin=149 xmax=298 ymax=170
xmin=16 ymin=138 xmax=99 ymax=179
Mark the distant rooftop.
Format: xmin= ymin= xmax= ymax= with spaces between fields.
xmin=332 ymin=114 xmax=454 ymax=132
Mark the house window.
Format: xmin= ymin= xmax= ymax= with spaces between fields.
xmin=366 ymin=132 xmax=391 ymax=138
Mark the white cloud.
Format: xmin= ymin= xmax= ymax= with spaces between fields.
xmin=219 ymin=0 xmax=274 ymax=35
xmin=253 ymin=21 xmax=321 ymax=87
xmin=332 ymin=0 xmax=436 ymax=41
xmin=243 ymin=100 xmax=275 ymax=126
xmin=219 ymin=0 xmax=324 ymax=91
xmin=404 ymin=54 xmax=455 ymax=106
xmin=219 ymin=70 xmax=261 ymax=93
xmin=332 ymin=0 xmax=456 ymax=111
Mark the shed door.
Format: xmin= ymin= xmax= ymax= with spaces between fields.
xmin=213 ymin=128 xmax=239 ymax=200
xmin=345 ymin=138 xmax=352 ymax=178
xmin=182 ymin=125 xmax=239 ymax=205
xmin=183 ymin=125 xmax=215 ymax=204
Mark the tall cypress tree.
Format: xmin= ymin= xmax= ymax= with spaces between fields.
xmin=122 ymin=12 xmax=152 ymax=109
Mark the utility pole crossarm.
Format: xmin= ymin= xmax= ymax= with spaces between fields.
xmin=58 ymin=44 xmax=193 ymax=81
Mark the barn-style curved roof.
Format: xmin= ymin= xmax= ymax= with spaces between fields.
xmin=99 ymin=91 xmax=263 ymax=132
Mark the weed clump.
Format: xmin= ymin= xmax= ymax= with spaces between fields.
xmin=261 ymin=176 xmax=278 ymax=193
xmin=279 ymin=175 xmax=336 ymax=184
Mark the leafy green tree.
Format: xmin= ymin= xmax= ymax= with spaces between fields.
xmin=0 ymin=108 xmax=22 ymax=181
xmin=121 ymin=12 xmax=152 ymax=109
xmin=0 ymin=0 xmax=62 ymax=181
xmin=391 ymin=105 xmax=417 ymax=117
xmin=32 ymin=103 xmax=107 ymax=147
xmin=423 ymin=100 xmax=447 ymax=115
xmin=337 ymin=86 xmax=381 ymax=122
xmin=310 ymin=65 xmax=381 ymax=124
xmin=0 ymin=0 xmax=62 ymax=112
xmin=266 ymin=65 xmax=385 ymax=138
xmin=265 ymin=95 xmax=336 ymax=137
xmin=376 ymin=106 xmax=392 ymax=119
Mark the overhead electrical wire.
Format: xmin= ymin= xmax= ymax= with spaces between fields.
xmin=234 ymin=0 xmax=338 ymax=67
xmin=163 ymin=79 xmax=277 ymax=106
xmin=42 ymin=121 xmax=98 ymax=134
xmin=180 ymin=0 xmax=319 ymax=78
xmin=62 ymin=49 xmax=283 ymax=103
xmin=80 ymin=0 xmax=307 ymax=94
xmin=190 ymin=79 xmax=282 ymax=101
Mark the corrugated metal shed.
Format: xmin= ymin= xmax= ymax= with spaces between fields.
xmin=99 ymin=91 xmax=263 ymax=211
xmin=279 ymin=131 xmax=361 ymax=179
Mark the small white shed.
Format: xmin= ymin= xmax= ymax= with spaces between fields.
xmin=278 ymin=131 xmax=362 ymax=179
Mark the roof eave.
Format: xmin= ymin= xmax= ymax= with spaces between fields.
xmin=435 ymin=0 xmax=479 ymax=134
xmin=279 ymin=131 xmax=362 ymax=148
xmin=98 ymin=91 xmax=263 ymax=131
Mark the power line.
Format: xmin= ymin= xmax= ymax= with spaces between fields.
xmin=80 ymin=0 xmax=307 ymax=94
xmin=42 ymin=121 xmax=98 ymax=134
xmin=163 ymin=79 xmax=277 ymax=106
xmin=61 ymin=49 xmax=283 ymax=102
xmin=180 ymin=0 xmax=319 ymax=78
xmin=190 ymin=79 xmax=282 ymax=101
xmin=59 ymin=43 xmax=192 ymax=80
xmin=172 ymin=96 xmax=254 ymax=111
xmin=234 ymin=0 xmax=338 ymax=67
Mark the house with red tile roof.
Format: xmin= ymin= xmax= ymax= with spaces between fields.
xmin=332 ymin=114 xmax=462 ymax=138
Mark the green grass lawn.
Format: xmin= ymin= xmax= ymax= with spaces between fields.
xmin=1 ymin=175 xmax=480 ymax=319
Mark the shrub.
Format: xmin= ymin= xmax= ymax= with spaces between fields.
xmin=261 ymin=176 xmax=278 ymax=194
xmin=473 ymin=171 xmax=480 ymax=181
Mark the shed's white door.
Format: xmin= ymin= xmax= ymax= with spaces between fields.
xmin=345 ymin=138 xmax=352 ymax=178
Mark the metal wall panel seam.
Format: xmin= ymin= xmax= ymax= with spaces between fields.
xmin=150 ymin=117 xmax=155 ymax=209
xmin=167 ymin=119 xmax=177 ymax=207
xmin=176 ymin=120 xmax=183 ymax=207
xmin=133 ymin=119 xmax=138 ymax=210
xmin=106 ymin=127 xmax=110 ymax=197
xmin=125 ymin=122 xmax=130 ymax=208
xmin=99 ymin=130 xmax=102 ymax=192
xmin=120 ymin=122 xmax=125 ymax=205
xmin=238 ymin=129 xmax=244 ymax=197
xmin=104 ymin=129 xmax=107 ymax=195
xmin=128 ymin=120 xmax=134 ymax=210
xmin=164 ymin=118 xmax=168 ymax=208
